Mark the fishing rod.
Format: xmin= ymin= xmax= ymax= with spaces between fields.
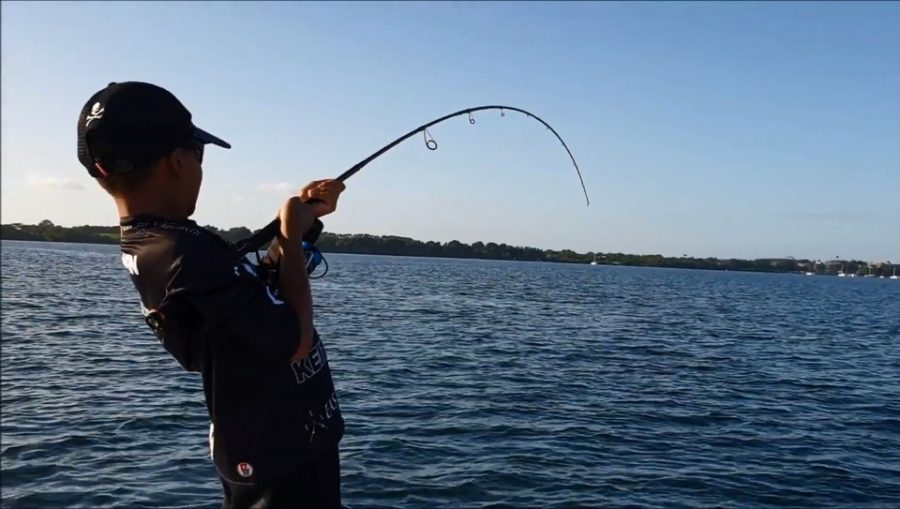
xmin=235 ymin=105 xmax=589 ymax=256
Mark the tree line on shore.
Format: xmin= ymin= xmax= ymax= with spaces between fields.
xmin=2 ymin=220 xmax=893 ymax=276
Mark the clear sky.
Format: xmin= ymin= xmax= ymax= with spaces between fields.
xmin=2 ymin=1 xmax=898 ymax=261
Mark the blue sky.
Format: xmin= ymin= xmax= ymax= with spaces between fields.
xmin=2 ymin=1 xmax=898 ymax=261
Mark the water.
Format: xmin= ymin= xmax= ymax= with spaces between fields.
xmin=2 ymin=240 xmax=899 ymax=508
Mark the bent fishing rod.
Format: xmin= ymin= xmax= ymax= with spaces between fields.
xmin=236 ymin=105 xmax=590 ymax=256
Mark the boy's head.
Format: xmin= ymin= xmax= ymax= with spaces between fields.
xmin=77 ymin=81 xmax=230 ymax=215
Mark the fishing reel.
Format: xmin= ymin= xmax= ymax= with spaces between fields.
xmin=253 ymin=242 xmax=328 ymax=289
xmin=300 ymin=218 xmax=328 ymax=278
xmin=302 ymin=241 xmax=328 ymax=278
xmin=251 ymin=218 xmax=329 ymax=282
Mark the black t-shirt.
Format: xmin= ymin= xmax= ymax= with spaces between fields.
xmin=119 ymin=215 xmax=344 ymax=485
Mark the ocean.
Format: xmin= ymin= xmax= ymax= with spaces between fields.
xmin=2 ymin=240 xmax=899 ymax=508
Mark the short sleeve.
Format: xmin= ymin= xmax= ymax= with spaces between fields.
xmin=163 ymin=243 xmax=301 ymax=365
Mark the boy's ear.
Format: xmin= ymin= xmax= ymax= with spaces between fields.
xmin=163 ymin=149 xmax=185 ymax=177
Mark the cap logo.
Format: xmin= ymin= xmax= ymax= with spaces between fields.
xmin=85 ymin=102 xmax=105 ymax=127
xmin=237 ymin=462 xmax=253 ymax=478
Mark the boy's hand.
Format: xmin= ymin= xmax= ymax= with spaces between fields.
xmin=299 ymin=179 xmax=346 ymax=218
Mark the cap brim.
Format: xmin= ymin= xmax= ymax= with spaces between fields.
xmin=192 ymin=126 xmax=231 ymax=149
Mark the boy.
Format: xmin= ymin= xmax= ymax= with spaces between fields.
xmin=77 ymin=81 xmax=346 ymax=508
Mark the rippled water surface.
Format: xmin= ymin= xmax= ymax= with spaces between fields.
xmin=2 ymin=240 xmax=899 ymax=508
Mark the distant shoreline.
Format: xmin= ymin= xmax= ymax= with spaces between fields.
xmin=3 ymin=221 xmax=893 ymax=277
xmin=3 ymin=237 xmax=893 ymax=278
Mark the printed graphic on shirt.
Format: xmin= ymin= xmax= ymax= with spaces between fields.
xmin=318 ymin=392 xmax=340 ymax=422
xmin=289 ymin=339 xmax=328 ymax=385
xmin=121 ymin=253 xmax=139 ymax=275
xmin=237 ymin=462 xmax=254 ymax=478
xmin=304 ymin=392 xmax=341 ymax=443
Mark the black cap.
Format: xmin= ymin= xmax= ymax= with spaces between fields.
xmin=77 ymin=81 xmax=231 ymax=178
